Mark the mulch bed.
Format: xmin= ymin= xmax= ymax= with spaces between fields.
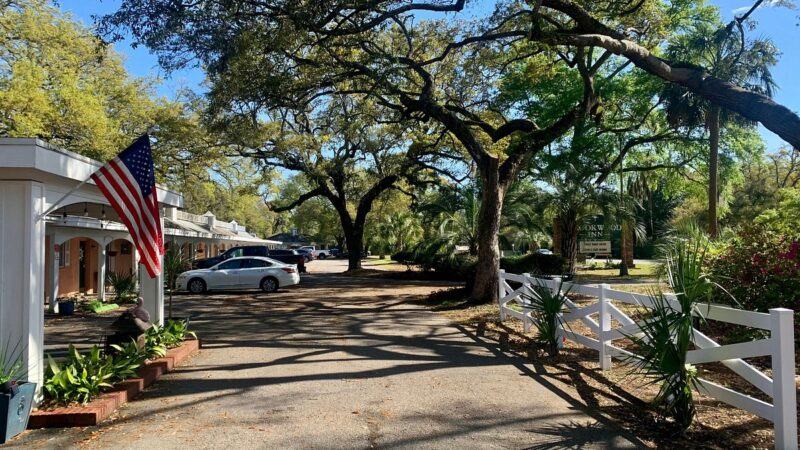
xmin=423 ymin=287 xmax=798 ymax=449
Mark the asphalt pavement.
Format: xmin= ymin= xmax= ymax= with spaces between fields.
xmin=12 ymin=261 xmax=639 ymax=449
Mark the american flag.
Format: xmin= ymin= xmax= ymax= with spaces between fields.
xmin=91 ymin=134 xmax=164 ymax=277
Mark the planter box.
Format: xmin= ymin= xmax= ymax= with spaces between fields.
xmin=28 ymin=339 xmax=200 ymax=429
xmin=1 ymin=382 xmax=36 ymax=444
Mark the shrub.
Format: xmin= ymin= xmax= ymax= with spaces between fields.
xmin=144 ymin=319 xmax=196 ymax=358
xmin=0 ymin=339 xmax=25 ymax=387
xmin=391 ymin=250 xmax=414 ymax=263
xmin=106 ymin=272 xmax=138 ymax=303
xmin=626 ymin=235 xmax=711 ymax=430
xmin=523 ymin=279 xmax=571 ymax=356
xmin=431 ymin=255 xmax=478 ymax=283
xmin=44 ymin=345 xmax=116 ymax=405
xmin=708 ymin=224 xmax=800 ymax=312
xmin=500 ymin=253 xmax=567 ymax=275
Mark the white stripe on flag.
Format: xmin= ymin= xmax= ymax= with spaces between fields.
xmin=92 ymin=168 xmax=159 ymax=272
xmin=110 ymin=160 xmax=161 ymax=249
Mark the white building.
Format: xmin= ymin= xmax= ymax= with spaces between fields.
xmin=0 ymin=138 xmax=280 ymax=394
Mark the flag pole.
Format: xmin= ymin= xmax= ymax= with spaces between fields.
xmin=37 ymin=177 xmax=93 ymax=221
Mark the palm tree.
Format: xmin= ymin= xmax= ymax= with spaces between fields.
xmin=663 ymin=18 xmax=777 ymax=238
xmin=501 ymin=181 xmax=549 ymax=254
xmin=539 ymin=166 xmax=643 ymax=274
xmin=418 ymin=183 xmax=480 ymax=255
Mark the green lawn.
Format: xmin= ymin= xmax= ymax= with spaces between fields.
xmin=575 ymin=263 xmax=659 ymax=280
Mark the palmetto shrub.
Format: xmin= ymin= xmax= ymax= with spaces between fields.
xmin=627 ymin=235 xmax=714 ymax=430
xmin=106 ymin=271 xmax=138 ymax=303
xmin=522 ymin=279 xmax=571 ymax=356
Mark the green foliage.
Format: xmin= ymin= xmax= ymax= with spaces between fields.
xmin=709 ymin=224 xmax=800 ymax=312
xmin=106 ymin=272 xmax=138 ymax=303
xmin=0 ymin=339 xmax=25 ymax=386
xmin=627 ymin=292 xmax=698 ymax=430
xmin=144 ymin=319 xmax=195 ymax=358
xmin=500 ymin=253 xmax=567 ymax=276
xmin=0 ymin=0 xmax=171 ymax=160
xmin=43 ymin=320 xmax=196 ymax=406
xmin=108 ymin=341 xmax=147 ymax=382
xmin=522 ymin=279 xmax=571 ymax=356
xmin=43 ymin=345 xmax=116 ymax=405
xmin=754 ymin=188 xmax=800 ymax=236
xmin=627 ymin=235 xmax=713 ymax=430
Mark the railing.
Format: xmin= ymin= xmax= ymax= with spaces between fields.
xmin=176 ymin=210 xmax=208 ymax=225
xmin=497 ymin=269 xmax=798 ymax=449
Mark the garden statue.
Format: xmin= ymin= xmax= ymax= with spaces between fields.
xmin=105 ymin=298 xmax=152 ymax=354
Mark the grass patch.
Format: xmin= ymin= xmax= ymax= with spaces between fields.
xmin=575 ymin=263 xmax=659 ymax=280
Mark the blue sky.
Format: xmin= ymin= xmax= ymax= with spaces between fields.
xmin=58 ymin=0 xmax=797 ymax=151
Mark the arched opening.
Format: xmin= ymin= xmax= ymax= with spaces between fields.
xmin=45 ymin=236 xmax=102 ymax=299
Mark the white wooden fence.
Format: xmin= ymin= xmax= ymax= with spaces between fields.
xmin=497 ymin=269 xmax=798 ymax=450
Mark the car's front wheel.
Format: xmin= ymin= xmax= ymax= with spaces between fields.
xmin=319 ymin=254 xmax=327 ymax=259
xmin=260 ymin=277 xmax=279 ymax=293
xmin=188 ymin=278 xmax=206 ymax=294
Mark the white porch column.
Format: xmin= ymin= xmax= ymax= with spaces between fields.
xmin=97 ymin=242 xmax=107 ymax=302
xmin=0 ymin=181 xmax=45 ymax=393
xmin=139 ymin=255 xmax=164 ymax=325
xmin=132 ymin=247 xmax=139 ymax=280
xmin=46 ymin=232 xmax=59 ymax=313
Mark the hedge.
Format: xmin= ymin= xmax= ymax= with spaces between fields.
xmin=500 ymin=253 xmax=567 ymax=275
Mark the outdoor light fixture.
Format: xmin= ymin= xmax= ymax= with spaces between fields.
xmin=83 ymin=203 xmax=89 ymax=217
xmin=62 ymin=210 xmax=68 ymax=222
xmin=101 ymin=205 xmax=106 ymax=219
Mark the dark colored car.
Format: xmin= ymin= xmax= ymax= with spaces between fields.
xmin=193 ymin=246 xmax=306 ymax=272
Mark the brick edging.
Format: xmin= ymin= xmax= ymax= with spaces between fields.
xmin=28 ymin=339 xmax=200 ymax=428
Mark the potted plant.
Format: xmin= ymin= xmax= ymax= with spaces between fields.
xmin=57 ymin=296 xmax=77 ymax=316
xmin=0 ymin=341 xmax=35 ymax=444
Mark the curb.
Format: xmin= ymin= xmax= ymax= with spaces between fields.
xmin=28 ymin=339 xmax=200 ymax=428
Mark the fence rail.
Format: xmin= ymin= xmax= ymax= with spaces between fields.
xmin=497 ymin=269 xmax=798 ymax=449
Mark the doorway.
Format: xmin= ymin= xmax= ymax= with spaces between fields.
xmin=79 ymin=240 xmax=87 ymax=291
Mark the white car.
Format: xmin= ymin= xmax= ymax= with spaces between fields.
xmin=300 ymin=245 xmax=331 ymax=259
xmin=176 ymin=256 xmax=300 ymax=294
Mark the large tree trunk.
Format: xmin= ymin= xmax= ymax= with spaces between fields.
xmin=707 ymin=107 xmax=720 ymax=239
xmin=344 ymin=225 xmax=364 ymax=271
xmin=470 ymin=163 xmax=505 ymax=303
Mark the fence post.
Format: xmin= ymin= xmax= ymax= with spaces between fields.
xmin=599 ymin=283 xmax=612 ymax=370
xmin=498 ymin=269 xmax=506 ymax=322
xmin=770 ymin=308 xmax=797 ymax=450
xmin=522 ymin=273 xmax=532 ymax=333
xmin=554 ymin=277 xmax=564 ymax=349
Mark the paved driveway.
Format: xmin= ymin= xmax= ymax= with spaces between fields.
xmin=13 ymin=268 xmax=638 ymax=449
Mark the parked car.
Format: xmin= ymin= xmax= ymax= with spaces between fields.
xmin=295 ymin=248 xmax=314 ymax=262
xmin=193 ymin=246 xmax=306 ymax=273
xmin=266 ymin=249 xmax=308 ymax=272
xmin=328 ymin=247 xmax=342 ymax=258
xmin=534 ymin=248 xmax=554 ymax=255
xmin=301 ymin=246 xmax=333 ymax=259
xmin=177 ymin=256 xmax=300 ymax=293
